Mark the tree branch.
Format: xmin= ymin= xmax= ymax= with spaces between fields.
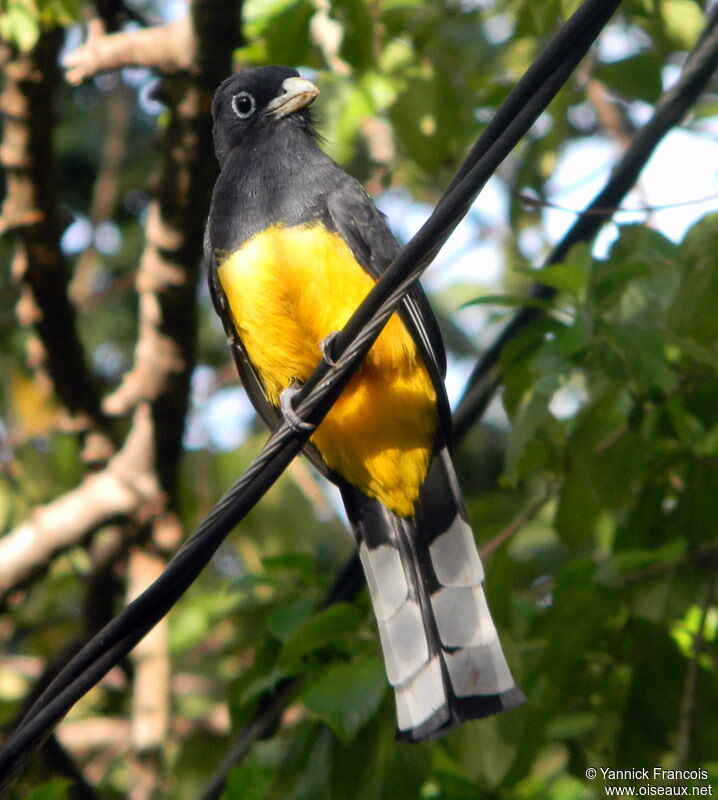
xmin=70 ymin=83 xmax=132 ymax=308
xmin=1 ymin=30 xmax=114 ymax=462
xmin=0 ymin=0 xmax=242 ymax=597
xmin=98 ymin=1 xmax=242 ymax=497
xmin=0 ymin=404 xmax=163 ymax=598
xmin=64 ymin=18 xmax=197 ymax=85
xmin=127 ymin=549 xmax=171 ymax=800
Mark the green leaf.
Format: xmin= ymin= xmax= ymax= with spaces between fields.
xmin=672 ymin=461 xmax=718 ymax=537
xmin=328 ymin=703 xmax=431 ymax=799
xmin=593 ymin=224 xmax=679 ymax=314
xmin=593 ymin=540 xmax=687 ymax=587
xmin=545 ymin=712 xmax=597 ymax=740
xmin=41 ymin=0 xmax=80 ymax=25
xmin=25 ymin=780 xmax=71 ymax=800
xmin=665 ymin=395 xmax=718 ymax=456
xmin=301 ymin=657 xmax=387 ymax=742
xmin=597 ymin=322 xmax=677 ymax=394
xmin=441 ymin=713 xmax=522 ymax=789
xmin=554 ymin=392 xmax=646 ymax=546
xmin=616 ymin=621 xmax=687 ymax=762
xmin=279 ymin=603 xmax=362 ymax=665
xmin=501 ymin=317 xmax=564 ymax=416
xmin=238 ymin=666 xmax=297 ymax=705
xmin=597 ymin=52 xmax=663 ymax=102
xmin=334 ymin=0 xmax=376 ymax=70
xmin=289 ymin=726 xmax=333 ymax=799
xmin=239 ymin=0 xmax=315 ymax=66
xmin=169 ymin=604 xmax=209 ymax=652
xmin=517 ymin=244 xmax=592 ymax=298
xmin=261 ymin=551 xmax=316 ymax=578
xmin=664 ymin=214 xmax=718 ymax=352
xmin=504 ymin=389 xmax=554 ymax=482
xmin=266 ymin=596 xmax=315 ymax=642
xmin=223 ymin=742 xmax=279 ymax=800
xmin=671 ymin=604 xmax=718 ymax=668
xmin=660 ymin=0 xmax=704 ymax=48
xmin=169 ymin=589 xmax=239 ymax=652
xmin=458 ymin=293 xmax=553 ymax=310
xmin=0 ymin=5 xmax=41 ymax=51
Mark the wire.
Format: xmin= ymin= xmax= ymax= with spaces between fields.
xmin=453 ymin=5 xmax=718 ymax=441
xmin=0 ymin=0 xmax=622 ymax=790
xmin=195 ymin=8 xmax=718 ymax=796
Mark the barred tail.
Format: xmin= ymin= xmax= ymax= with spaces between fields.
xmin=340 ymin=446 xmax=524 ymax=742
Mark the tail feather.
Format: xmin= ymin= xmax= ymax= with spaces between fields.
xmin=341 ymin=445 xmax=524 ymax=742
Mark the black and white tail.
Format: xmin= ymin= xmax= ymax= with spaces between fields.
xmin=340 ymin=445 xmax=524 ymax=742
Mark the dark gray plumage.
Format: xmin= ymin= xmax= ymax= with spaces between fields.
xmin=206 ymin=65 xmax=524 ymax=741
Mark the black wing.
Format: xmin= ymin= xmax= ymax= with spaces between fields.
xmin=324 ymin=177 xmax=453 ymax=442
xmin=206 ymin=249 xmax=281 ymax=433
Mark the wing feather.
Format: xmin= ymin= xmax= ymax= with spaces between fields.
xmin=324 ymin=180 xmax=452 ymax=441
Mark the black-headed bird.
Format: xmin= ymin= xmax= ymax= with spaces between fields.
xmin=206 ymin=65 xmax=523 ymax=742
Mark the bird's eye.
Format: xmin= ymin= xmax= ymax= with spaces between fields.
xmin=231 ymin=91 xmax=256 ymax=119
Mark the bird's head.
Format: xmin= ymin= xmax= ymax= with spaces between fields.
xmin=211 ymin=66 xmax=320 ymax=165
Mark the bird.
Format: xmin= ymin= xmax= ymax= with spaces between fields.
xmin=205 ymin=65 xmax=524 ymax=742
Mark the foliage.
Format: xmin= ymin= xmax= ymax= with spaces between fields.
xmin=0 ymin=0 xmax=79 ymax=51
xmin=1 ymin=0 xmax=718 ymax=798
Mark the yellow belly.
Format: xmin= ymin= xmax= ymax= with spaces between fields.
xmin=217 ymin=223 xmax=437 ymax=517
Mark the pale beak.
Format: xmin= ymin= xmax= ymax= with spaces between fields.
xmin=266 ymin=76 xmax=319 ymax=118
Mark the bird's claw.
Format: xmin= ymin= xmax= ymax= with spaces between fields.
xmin=320 ymin=330 xmax=340 ymax=367
xmin=279 ymin=385 xmax=315 ymax=432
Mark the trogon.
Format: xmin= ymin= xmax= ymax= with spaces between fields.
xmin=206 ymin=65 xmax=524 ymax=742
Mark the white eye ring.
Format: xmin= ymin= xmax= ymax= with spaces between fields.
xmin=231 ymin=91 xmax=256 ymax=119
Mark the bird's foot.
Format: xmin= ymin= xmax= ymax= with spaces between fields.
xmin=319 ymin=330 xmax=340 ymax=367
xmin=279 ymin=385 xmax=315 ymax=432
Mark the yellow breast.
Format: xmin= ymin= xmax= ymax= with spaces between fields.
xmin=217 ymin=223 xmax=437 ymax=517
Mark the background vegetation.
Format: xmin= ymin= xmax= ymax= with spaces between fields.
xmin=1 ymin=0 xmax=717 ymax=798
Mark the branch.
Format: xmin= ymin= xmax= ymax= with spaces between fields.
xmin=64 ymin=0 xmax=242 ymax=87
xmin=127 ymin=549 xmax=170 ymax=800
xmin=196 ymin=681 xmax=299 ymax=800
xmin=452 ymin=5 xmax=718 ymax=440
xmin=0 ymin=404 xmax=163 ymax=598
xmin=70 ymin=83 xmax=132 ymax=308
xmin=586 ymin=77 xmax=635 ymax=149
xmin=0 ymin=31 xmax=113 ymax=462
xmin=57 ymin=717 xmax=130 ymax=755
xmin=0 ymin=0 xmax=242 ymax=597
xmin=98 ymin=0 xmax=244 ymax=497
xmin=309 ymin=0 xmax=351 ymax=77
xmin=64 ymin=18 xmax=197 ymax=85
xmin=100 ymin=199 xmax=199 ymax=436
xmin=479 ymin=486 xmax=556 ymax=559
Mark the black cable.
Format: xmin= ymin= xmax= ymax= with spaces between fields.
xmin=452 ymin=5 xmax=718 ymax=441
xmin=192 ymin=2 xmax=633 ymax=795
xmin=0 ymin=0 xmax=622 ymax=790
xmin=440 ymin=0 xmax=626 ymax=198
xmin=300 ymin=0 xmax=623 ymax=396
xmin=200 ymin=6 xmax=718 ymax=793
